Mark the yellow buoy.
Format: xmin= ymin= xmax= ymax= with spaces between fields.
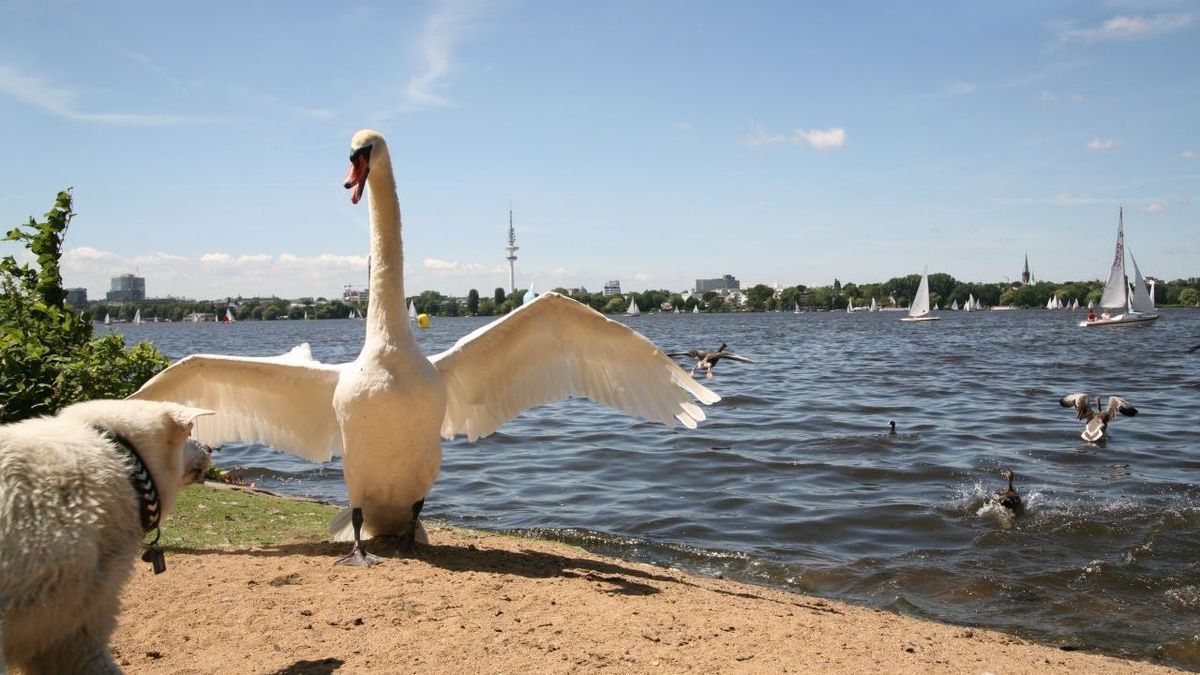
xmin=417 ymin=313 xmax=431 ymax=329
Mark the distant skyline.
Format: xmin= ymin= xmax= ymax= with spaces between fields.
xmin=1 ymin=1 xmax=1196 ymax=299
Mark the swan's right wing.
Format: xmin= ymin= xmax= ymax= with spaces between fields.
xmin=129 ymin=344 xmax=345 ymax=461
xmin=1059 ymin=393 xmax=1092 ymax=420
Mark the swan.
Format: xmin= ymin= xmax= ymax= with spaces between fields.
xmin=666 ymin=342 xmax=755 ymax=379
xmin=131 ymin=129 xmax=719 ymax=566
xmin=994 ymin=469 xmax=1023 ymax=516
xmin=1059 ymin=394 xmax=1137 ymax=443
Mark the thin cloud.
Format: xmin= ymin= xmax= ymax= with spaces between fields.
xmin=0 ymin=63 xmax=204 ymax=126
xmin=1143 ymin=202 xmax=1165 ymax=213
xmin=744 ymin=123 xmax=847 ymax=150
xmin=1182 ymin=150 xmax=1198 ymax=159
xmin=1038 ymin=90 xmax=1087 ymax=103
xmin=401 ymin=0 xmax=493 ymax=111
xmin=1056 ymin=13 xmax=1194 ymax=42
xmin=1087 ymin=138 xmax=1116 ymax=150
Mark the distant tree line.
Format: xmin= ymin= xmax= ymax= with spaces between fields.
xmin=83 ymin=273 xmax=1200 ymax=322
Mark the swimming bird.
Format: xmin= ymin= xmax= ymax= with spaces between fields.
xmin=1189 ymin=344 xmax=1199 ymax=354
xmin=888 ymin=420 xmax=896 ymax=436
xmin=666 ymin=343 xmax=755 ymax=379
xmin=995 ymin=469 xmax=1024 ymax=516
xmin=1059 ymin=394 xmax=1138 ymax=443
xmin=131 ymin=129 xmax=719 ymax=567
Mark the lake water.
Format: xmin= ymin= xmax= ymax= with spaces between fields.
xmin=109 ymin=309 xmax=1200 ymax=668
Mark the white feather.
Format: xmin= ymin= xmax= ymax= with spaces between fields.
xmin=130 ymin=344 xmax=344 ymax=461
xmin=431 ymin=292 xmax=720 ymax=442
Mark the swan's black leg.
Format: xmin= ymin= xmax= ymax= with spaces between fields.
xmin=335 ymin=507 xmax=386 ymax=567
xmin=405 ymin=499 xmax=426 ymax=554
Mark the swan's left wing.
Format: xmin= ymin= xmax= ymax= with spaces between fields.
xmin=129 ymin=344 xmax=345 ymax=461
xmin=429 ymin=292 xmax=720 ymax=442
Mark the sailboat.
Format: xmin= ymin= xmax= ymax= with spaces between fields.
xmin=901 ymin=269 xmax=940 ymax=322
xmin=407 ymin=299 xmax=417 ymax=321
xmin=846 ymin=298 xmax=855 ymax=313
xmin=1081 ymin=207 xmax=1158 ymax=327
xmin=965 ymin=294 xmax=976 ymax=312
xmin=223 ymin=308 xmax=236 ymax=323
xmin=693 ymin=304 xmax=700 ymax=314
xmin=793 ymin=301 xmax=801 ymax=314
xmin=132 ymin=309 xmax=143 ymax=325
xmin=950 ymin=299 xmax=959 ymax=311
xmin=869 ymin=297 xmax=878 ymax=312
xmin=103 ymin=313 xmax=111 ymax=325
xmin=625 ymin=296 xmax=641 ymax=317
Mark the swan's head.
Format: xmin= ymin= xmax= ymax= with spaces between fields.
xmin=344 ymin=129 xmax=388 ymax=205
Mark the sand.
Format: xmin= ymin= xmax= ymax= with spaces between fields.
xmin=111 ymin=524 xmax=1178 ymax=674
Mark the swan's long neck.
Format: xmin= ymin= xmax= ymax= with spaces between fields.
xmin=364 ymin=153 xmax=413 ymax=349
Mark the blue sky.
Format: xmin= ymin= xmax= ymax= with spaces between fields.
xmin=1 ymin=1 xmax=1196 ymax=299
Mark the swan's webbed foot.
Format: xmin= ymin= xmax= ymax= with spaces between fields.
xmin=333 ymin=506 xmax=385 ymax=567
xmin=335 ymin=545 xmax=386 ymax=567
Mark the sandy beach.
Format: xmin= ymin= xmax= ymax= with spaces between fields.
xmin=107 ymin=487 xmax=1177 ymax=674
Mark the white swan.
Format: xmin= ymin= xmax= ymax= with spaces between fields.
xmin=130 ymin=129 xmax=719 ymax=566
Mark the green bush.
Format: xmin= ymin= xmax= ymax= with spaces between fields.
xmin=0 ymin=190 xmax=169 ymax=423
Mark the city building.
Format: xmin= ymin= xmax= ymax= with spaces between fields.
xmin=695 ymin=274 xmax=740 ymax=293
xmin=105 ymin=274 xmax=145 ymax=304
xmin=603 ymin=280 xmax=622 ymax=296
xmin=343 ymin=285 xmax=369 ymax=305
xmin=65 ymin=287 xmax=88 ymax=307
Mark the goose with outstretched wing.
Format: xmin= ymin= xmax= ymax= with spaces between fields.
xmin=131 ymin=130 xmax=718 ymax=567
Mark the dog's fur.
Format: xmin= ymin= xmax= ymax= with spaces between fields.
xmin=0 ymin=399 xmax=212 ymax=674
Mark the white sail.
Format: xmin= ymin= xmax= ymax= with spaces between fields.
xmin=966 ymin=294 xmax=975 ymax=312
xmin=869 ymin=297 xmax=878 ymax=312
xmin=407 ymin=299 xmax=416 ymax=320
xmin=693 ymin=305 xmax=699 ymax=314
xmin=793 ymin=302 xmax=800 ymax=314
xmin=1099 ymin=211 xmax=1128 ymax=310
xmin=908 ymin=273 xmax=931 ymax=318
xmin=132 ymin=309 xmax=142 ymax=325
xmin=1087 ymin=299 xmax=1094 ymax=310
xmin=975 ymin=297 xmax=983 ymax=310
xmin=1046 ymin=297 xmax=1054 ymax=310
xmin=1071 ymin=299 xmax=1079 ymax=310
xmin=846 ymin=298 xmax=854 ymax=313
xmin=626 ymin=297 xmax=640 ymax=316
xmin=950 ymin=299 xmax=959 ymax=311
xmin=1128 ymin=249 xmax=1154 ymax=313
xmin=104 ymin=313 xmax=111 ymax=325
xmin=224 ymin=308 xmax=235 ymax=323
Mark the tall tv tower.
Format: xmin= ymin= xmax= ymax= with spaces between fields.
xmin=505 ymin=205 xmax=519 ymax=294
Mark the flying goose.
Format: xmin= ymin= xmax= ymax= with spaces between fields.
xmin=131 ymin=129 xmax=719 ymax=567
xmin=1059 ymin=394 xmax=1138 ymax=443
xmin=995 ymin=469 xmax=1024 ymax=516
xmin=666 ymin=342 xmax=755 ymax=379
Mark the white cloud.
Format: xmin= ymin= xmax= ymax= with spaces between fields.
xmin=1038 ymin=90 xmax=1087 ymax=103
xmin=1087 ymin=138 xmax=1116 ymax=150
xmin=633 ymin=272 xmax=652 ymax=282
xmin=401 ymin=0 xmax=493 ymax=111
xmin=0 ymin=63 xmax=203 ymax=126
xmin=1143 ymin=202 xmax=1165 ymax=213
xmin=423 ymin=257 xmax=460 ymax=270
xmin=744 ymin=124 xmax=847 ymax=150
xmin=1057 ymin=13 xmax=1194 ymax=42
xmin=1182 ymin=150 xmax=1199 ymax=159
xmin=61 ymin=248 xmax=369 ymax=299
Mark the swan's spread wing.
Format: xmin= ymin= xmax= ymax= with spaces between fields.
xmin=1059 ymin=393 xmax=1091 ymax=420
xmin=129 ymin=344 xmax=345 ymax=461
xmin=715 ymin=353 xmax=756 ymax=364
xmin=429 ymin=292 xmax=720 ymax=441
xmin=1105 ymin=396 xmax=1138 ymax=420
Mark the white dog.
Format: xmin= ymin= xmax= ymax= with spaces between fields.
xmin=0 ymin=399 xmax=212 ymax=674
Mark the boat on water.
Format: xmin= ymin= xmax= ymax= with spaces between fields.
xmin=693 ymin=304 xmax=700 ymax=314
xmin=1080 ymin=207 xmax=1158 ymax=328
xmin=103 ymin=313 xmax=111 ymax=325
xmin=846 ymin=298 xmax=855 ymax=313
xmin=625 ymin=296 xmax=641 ymax=317
xmin=950 ymin=299 xmax=959 ymax=311
xmin=901 ymin=269 xmax=940 ymax=322
xmin=965 ymin=294 xmax=976 ymax=312
xmin=132 ymin=309 xmax=142 ymax=325
xmin=222 ymin=308 xmax=236 ymax=323
xmin=869 ymin=297 xmax=878 ymax=312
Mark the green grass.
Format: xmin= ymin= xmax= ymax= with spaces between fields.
xmin=161 ymin=484 xmax=338 ymax=550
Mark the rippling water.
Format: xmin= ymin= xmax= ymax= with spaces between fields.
xmin=110 ymin=309 xmax=1200 ymax=668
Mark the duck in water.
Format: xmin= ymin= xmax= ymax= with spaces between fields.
xmin=667 ymin=342 xmax=755 ymax=379
xmin=1059 ymin=394 xmax=1138 ymax=443
xmin=995 ymin=469 xmax=1024 ymax=516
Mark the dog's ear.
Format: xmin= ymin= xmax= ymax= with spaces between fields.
xmin=170 ymin=406 xmax=216 ymax=428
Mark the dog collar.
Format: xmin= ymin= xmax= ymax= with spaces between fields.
xmin=95 ymin=426 xmax=167 ymax=574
